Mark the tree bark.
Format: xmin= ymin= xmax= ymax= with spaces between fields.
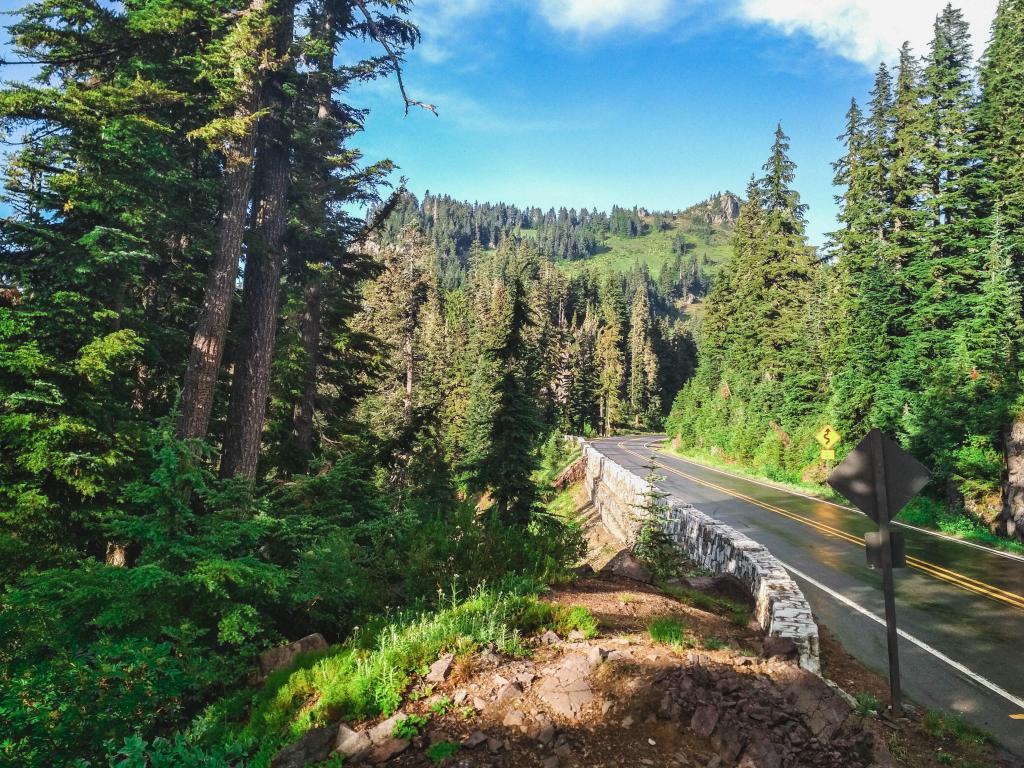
xmin=220 ymin=0 xmax=295 ymax=479
xmin=290 ymin=2 xmax=340 ymax=463
xmin=1002 ymin=414 xmax=1024 ymax=539
xmin=176 ymin=1 xmax=266 ymax=442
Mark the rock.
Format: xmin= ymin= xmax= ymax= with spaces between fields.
xmin=600 ymin=549 xmax=654 ymax=583
xmin=335 ymin=725 xmax=372 ymax=763
xmin=606 ymin=649 xmax=631 ymax=662
xmin=487 ymin=738 xmax=503 ymax=754
xmin=494 ymin=681 xmax=524 ymax=704
xmin=368 ymin=714 xmax=403 ymax=745
xmin=473 ymin=696 xmax=488 ymax=712
xmin=527 ymin=714 xmax=556 ymax=745
xmin=464 ymin=731 xmax=488 ymax=749
xmin=572 ymin=563 xmax=595 ymax=577
xmin=502 ymin=710 xmax=526 ymax=728
xmin=427 ymin=653 xmax=454 ymax=683
xmin=762 ymin=636 xmax=798 ymax=661
xmin=271 ymin=726 xmax=335 ymax=768
xmin=690 ymin=704 xmax=720 ymax=738
xmin=567 ymin=629 xmax=586 ymax=642
xmin=542 ymin=757 xmax=560 ymax=768
xmin=535 ymin=654 xmax=595 ymax=719
xmin=515 ymin=671 xmax=537 ymax=687
xmin=587 ymin=646 xmax=607 ymax=668
xmin=453 ymin=689 xmax=468 ymax=705
xmin=738 ymin=735 xmax=783 ymax=768
xmin=539 ymin=630 xmax=561 ymax=645
xmin=368 ymin=738 xmax=409 ymax=764
xmin=477 ymin=649 xmax=502 ymax=667
xmin=256 ymin=633 xmax=328 ymax=683
xmin=621 ymin=715 xmax=634 ymax=728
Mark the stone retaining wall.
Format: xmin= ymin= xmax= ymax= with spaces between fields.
xmin=579 ymin=442 xmax=820 ymax=673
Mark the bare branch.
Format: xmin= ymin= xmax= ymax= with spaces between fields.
xmin=352 ymin=0 xmax=437 ymax=117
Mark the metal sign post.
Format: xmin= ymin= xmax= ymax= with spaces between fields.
xmin=869 ymin=430 xmax=902 ymax=714
xmin=827 ymin=428 xmax=930 ymax=718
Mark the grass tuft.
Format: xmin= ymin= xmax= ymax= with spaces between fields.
xmin=922 ymin=711 xmax=994 ymax=748
xmin=647 ymin=616 xmax=691 ymax=648
xmin=426 ymin=740 xmax=461 ymax=763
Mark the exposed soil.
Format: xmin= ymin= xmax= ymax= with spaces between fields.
xmin=276 ymin=486 xmax=1012 ymax=768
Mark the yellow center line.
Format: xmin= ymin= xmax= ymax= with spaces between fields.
xmin=614 ymin=440 xmax=1024 ymax=612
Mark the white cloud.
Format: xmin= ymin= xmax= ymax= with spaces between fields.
xmin=535 ymin=0 xmax=673 ymax=34
xmin=734 ymin=0 xmax=998 ymax=66
xmin=411 ymin=0 xmax=491 ymax=63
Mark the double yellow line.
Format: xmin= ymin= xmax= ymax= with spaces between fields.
xmin=615 ymin=440 xmax=1024 ymax=613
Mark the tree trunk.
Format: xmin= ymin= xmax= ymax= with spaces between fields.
xmin=291 ymin=278 xmax=321 ymax=460
xmin=288 ymin=1 xmax=342 ymax=466
xmin=1002 ymin=414 xmax=1024 ymax=539
xmin=176 ymin=1 xmax=266 ymax=442
xmin=220 ymin=1 xmax=296 ymax=479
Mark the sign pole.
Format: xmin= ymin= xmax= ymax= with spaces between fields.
xmin=870 ymin=430 xmax=903 ymax=715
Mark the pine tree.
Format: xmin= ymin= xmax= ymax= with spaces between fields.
xmin=628 ymin=282 xmax=659 ymax=426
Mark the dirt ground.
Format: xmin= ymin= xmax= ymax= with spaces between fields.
xmin=340 ymin=485 xmax=1013 ymax=768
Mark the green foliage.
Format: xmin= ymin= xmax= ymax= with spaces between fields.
xmin=646 ymin=617 xmax=691 ymax=648
xmin=922 ymin=711 xmax=994 ymax=748
xmin=104 ymin=734 xmax=254 ymax=768
xmin=198 ymin=584 xmax=544 ymax=762
xmin=853 ymin=692 xmax=880 ymax=718
xmin=514 ymin=601 xmax=599 ymax=639
xmin=632 ymin=458 xmax=677 ymax=579
xmin=392 ymin=714 xmax=429 ymax=740
xmin=429 ymin=696 xmax=453 ymax=715
xmin=426 ymin=740 xmax=461 ymax=763
xmin=703 ymin=636 xmax=727 ymax=651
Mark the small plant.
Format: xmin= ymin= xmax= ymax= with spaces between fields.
xmin=631 ymin=457 xmax=679 ymax=579
xmin=618 ymin=592 xmax=637 ymax=605
xmin=853 ymin=692 xmax=879 ymax=718
xmin=647 ymin=616 xmax=690 ymax=647
xmin=704 ymin=636 xmax=727 ymax=651
xmin=459 ymin=705 xmax=476 ymax=720
xmin=922 ymin=711 xmax=993 ymax=747
xmin=392 ymin=714 xmax=429 ymax=740
xmin=935 ymin=752 xmax=955 ymax=766
xmin=408 ymin=683 xmax=436 ymax=701
xmin=426 ymin=741 xmax=461 ymax=763
xmin=516 ymin=601 xmax=599 ymax=638
xmin=429 ymin=695 xmax=453 ymax=715
xmin=887 ymin=733 xmax=909 ymax=762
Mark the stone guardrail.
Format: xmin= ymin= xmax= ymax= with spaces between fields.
xmin=578 ymin=440 xmax=821 ymax=673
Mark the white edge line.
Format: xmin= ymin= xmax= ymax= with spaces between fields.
xmin=629 ymin=438 xmax=1024 ymax=564
xmin=598 ymin=437 xmax=1024 ymax=712
xmin=781 ymin=560 xmax=1024 ymax=713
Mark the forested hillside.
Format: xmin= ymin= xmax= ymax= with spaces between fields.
xmin=667 ymin=2 xmax=1024 ymax=543
xmin=0 ymin=1 xmax=720 ymax=763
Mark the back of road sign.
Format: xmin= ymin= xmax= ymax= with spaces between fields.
xmin=826 ymin=429 xmax=930 ymax=524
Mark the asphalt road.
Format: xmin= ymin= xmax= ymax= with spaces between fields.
xmin=592 ymin=435 xmax=1024 ymax=758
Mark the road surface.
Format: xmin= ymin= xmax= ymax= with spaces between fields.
xmin=592 ymin=435 xmax=1024 ymax=757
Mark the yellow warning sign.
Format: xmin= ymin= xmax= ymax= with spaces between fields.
xmin=820 ymin=449 xmax=835 ymax=461
xmin=815 ymin=425 xmax=841 ymax=450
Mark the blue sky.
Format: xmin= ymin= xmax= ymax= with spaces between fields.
xmin=0 ymin=0 xmax=999 ymax=245
xmin=349 ymin=0 xmax=999 ymax=245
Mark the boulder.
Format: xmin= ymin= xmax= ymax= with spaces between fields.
xmin=600 ymin=550 xmax=653 ymax=584
xmin=335 ymin=725 xmax=372 ymax=762
xmin=271 ymin=726 xmax=334 ymax=768
xmin=255 ymin=633 xmax=328 ymax=683
xmin=426 ymin=653 xmax=454 ymax=683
